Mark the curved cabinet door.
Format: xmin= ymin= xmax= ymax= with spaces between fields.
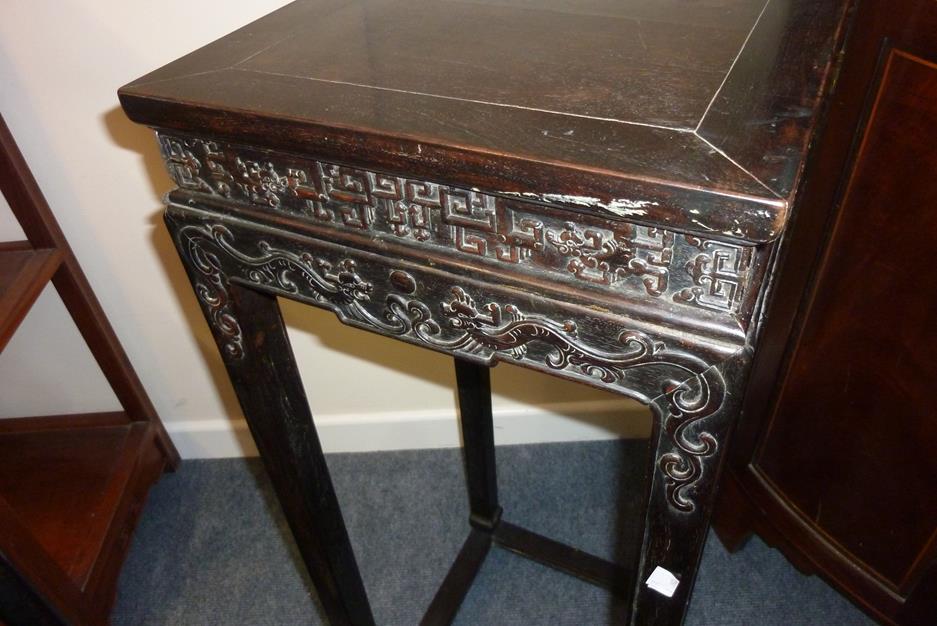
xmin=714 ymin=2 xmax=937 ymax=625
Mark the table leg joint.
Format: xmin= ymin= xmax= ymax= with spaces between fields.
xmin=468 ymin=505 xmax=502 ymax=532
xmin=420 ymin=528 xmax=493 ymax=626
xmin=492 ymin=520 xmax=630 ymax=597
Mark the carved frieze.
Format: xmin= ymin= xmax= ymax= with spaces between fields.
xmin=158 ymin=134 xmax=757 ymax=318
xmin=169 ymin=216 xmax=729 ymax=512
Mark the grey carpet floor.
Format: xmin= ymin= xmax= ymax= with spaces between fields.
xmin=113 ymin=440 xmax=873 ymax=625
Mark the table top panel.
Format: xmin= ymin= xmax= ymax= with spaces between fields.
xmin=120 ymin=0 xmax=852 ymax=241
xmin=232 ymin=0 xmax=758 ymax=128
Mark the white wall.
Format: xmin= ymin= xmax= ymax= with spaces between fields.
xmin=0 ymin=0 xmax=649 ymax=458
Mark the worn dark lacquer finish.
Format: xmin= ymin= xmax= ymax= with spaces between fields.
xmin=713 ymin=2 xmax=937 ymax=625
xmin=122 ymin=0 xmax=855 ymax=623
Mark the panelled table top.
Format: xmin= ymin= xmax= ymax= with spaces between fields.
xmin=120 ymin=0 xmax=851 ymax=243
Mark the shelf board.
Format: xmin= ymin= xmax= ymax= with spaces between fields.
xmin=0 ymin=240 xmax=62 ymax=351
xmin=0 ymin=414 xmax=149 ymax=589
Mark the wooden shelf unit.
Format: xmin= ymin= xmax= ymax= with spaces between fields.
xmin=0 ymin=114 xmax=179 ymax=626
xmin=0 ymin=243 xmax=62 ymax=351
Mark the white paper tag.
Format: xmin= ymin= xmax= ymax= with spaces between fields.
xmin=645 ymin=566 xmax=680 ymax=598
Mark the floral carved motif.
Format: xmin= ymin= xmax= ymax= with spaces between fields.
xmin=545 ymin=221 xmax=673 ymax=295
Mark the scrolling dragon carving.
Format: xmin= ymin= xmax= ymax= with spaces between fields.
xmin=172 ymin=220 xmax=726 ymax=513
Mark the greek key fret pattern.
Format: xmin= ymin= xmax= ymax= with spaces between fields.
xmin=675 ymin=237 xmax=753 ymax=312
xmin=159 ymin=134 xmax=755 ymax=316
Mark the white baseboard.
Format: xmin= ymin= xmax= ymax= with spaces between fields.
xmin=165 ymin=400 xmax=651 ymax=459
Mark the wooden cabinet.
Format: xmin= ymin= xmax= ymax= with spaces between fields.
xmin=713 ymin=2 xmax=937 ymax=625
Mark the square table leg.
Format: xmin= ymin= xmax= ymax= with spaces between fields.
xmin=453 ymin=358 xmax=501 ymax=530
xmin=629 ymin=355 xmax=749 ymax=625
xmin=421 ymin=358 xmax=500 ymax=625
xmin=179 ymin=275 xmax=376 ymax=626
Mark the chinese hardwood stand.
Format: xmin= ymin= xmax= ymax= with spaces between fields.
xmin=119 ymin=0 xmax=855 ymax=623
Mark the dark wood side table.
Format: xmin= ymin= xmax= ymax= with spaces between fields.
xmin=118 ymin=0 xmax=853 ymax=623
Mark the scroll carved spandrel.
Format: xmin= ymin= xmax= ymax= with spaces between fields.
xmin=655 ymin=365 xmax=725 ymax=513
xmin=172 ymin=221 xmax=244 ymax=360
xmin=167 ymin=215 xmax=728 ymax=513
xmin=157 ymin=134 xmax=757 ymax=318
